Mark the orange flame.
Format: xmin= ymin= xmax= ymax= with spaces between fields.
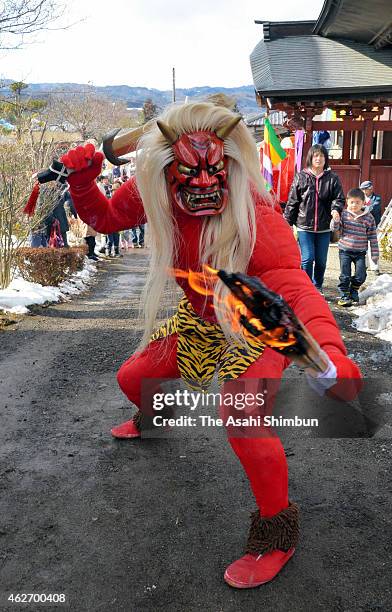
xmin=169 ymin=265 xmax=298 ymax=349
xmin=170 ymin=264 xmax=218 ymax=296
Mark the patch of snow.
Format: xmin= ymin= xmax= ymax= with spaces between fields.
xmin=0 ymin=258 xmax=97 ymax=314
xmin=358 ymin=274 xmax=392 ymax=303
xmin=353 ymin=274 xmax=392 ymax=343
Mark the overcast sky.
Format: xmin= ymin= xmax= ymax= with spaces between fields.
xmin=1 ymin=0 xmax=324 ymax=89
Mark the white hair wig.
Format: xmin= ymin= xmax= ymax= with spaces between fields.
xmin=135 ymin=101 xmax=271 ymax=350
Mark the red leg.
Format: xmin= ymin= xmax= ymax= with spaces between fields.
xmin=117 ymin=335 xmax=180 ymax=406
xmin=223 ymin=347 xmax=289 ymax=517
xmin=222 ymin=349 xmax=297 ymax=588
xmin=112 ymin=335 xmax=180 ymax=438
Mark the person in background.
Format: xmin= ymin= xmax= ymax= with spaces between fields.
xmin=29 ymin=189 xmax=52 ymax=247
xmin=100 ymin=175 xmax=113 ymax=199
xmin=107 ymin=181 xmax=122 ymax=257
xmin=96 ymin=176 xmax=111 ymax=254
xmin=46 ymin=186 xmax=77 ymax=247
xmin=83 ymin=223 xmax=98 ymax=260
xmin=112 ymin=165 xmax=121 ymax=180
xmin=131 ymin=224 xmax=145 ymax=248
xmin=30 ymin=224 xmax=48 ymax=247
xmin=360 ymin=180 xmax=382 ymax=275
xmin=96 ymin=175 xmax=105 ymax=193
xmin=284 ymin=144 xmax=345 ymax=294
xmin=312 ymin=130 xmax=331 ymax=150
xmin=330 ymin=187 xmax=379 ymax=307
xmin=120 ymin=229 xmax=132 ymax=250
xmin=360 ymin=180 xmax=382 ymax=226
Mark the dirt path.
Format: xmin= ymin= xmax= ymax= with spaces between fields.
xmin=0 ymin=251 xmax=391 ymax=612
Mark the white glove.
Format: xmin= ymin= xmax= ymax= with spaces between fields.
xmin=305 ymin=355 xmax=337 ymax=396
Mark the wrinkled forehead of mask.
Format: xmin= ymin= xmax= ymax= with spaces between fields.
xmin=172 ymin=131 xmax=225 ymax=167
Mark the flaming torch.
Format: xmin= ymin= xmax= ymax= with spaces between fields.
xmin=171 ymin=266 xmax=329 ymax=374
xmin=217 ymin=271 xmax=329 ymax=373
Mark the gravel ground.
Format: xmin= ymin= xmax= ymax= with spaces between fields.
xmin=0 ymin=249 xmax=391 ymax=612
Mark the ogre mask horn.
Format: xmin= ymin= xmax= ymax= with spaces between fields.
xmin=157 ymin=120 xmax=178 ymax=144
xmin=215 ymin=115 xmax=241 ymax=140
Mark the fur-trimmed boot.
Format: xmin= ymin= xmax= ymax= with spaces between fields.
xmin=224 ymin=502 xmax=299 ymax=588
xmin=110 ymin=411 xmax=142 ymax=439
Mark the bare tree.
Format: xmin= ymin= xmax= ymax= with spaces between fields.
xmin=0 ymin=80 xmax=48 ymax=142
xmin=0 ymin=139 xmax=62 ymax=288
xmin=47 ymin=88 xmax=137 ymax=143
xmin=0 ymin=0 xmax=64 ymax=49
xmin=0 ymin=82 xmax=64 ymax=288
xmin=142 ymin=98 xmax=158 ymax=124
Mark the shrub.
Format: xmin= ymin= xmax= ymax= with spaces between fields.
xmin=380 ymin=228 xmax=392 ymax=263
xmin=14 ymin=246 xmax=87 ymax=286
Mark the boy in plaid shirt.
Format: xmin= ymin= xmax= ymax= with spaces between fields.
xmin=330 ymin=188 xmax=379 ymax=307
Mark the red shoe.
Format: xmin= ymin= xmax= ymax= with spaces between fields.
xmin=111 ymin=418 xmax=141 ymax=439
xmin=224 ymin=547 xmax=295 ymax=588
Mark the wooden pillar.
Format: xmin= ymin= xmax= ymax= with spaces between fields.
xmin=302 ymin=132 xmax=312 ymax=166
xmin=342 ymin=127 xmax=351 ymax=164
xmin=301 ymin=108 xmax=316 ymax=167
xmin=353 ymin=130 xmax=360 ymax=160
xmin=360 ymin=113 xmax=374 ymax=182
xmin=375 ymin=131 xmax=384 ymax=159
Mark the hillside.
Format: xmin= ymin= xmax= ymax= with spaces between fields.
xmin=0 ymin=81 xmax=259 ymax=113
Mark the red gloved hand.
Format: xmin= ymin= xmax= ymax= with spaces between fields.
xmin=325 ymin=352 xmax=363 ymax=402
xmin=60 ymin=144 xmax=104 ymax=188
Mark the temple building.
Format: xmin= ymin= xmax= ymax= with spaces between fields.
xmin=250 ymin=0 xmax=392 ymax=208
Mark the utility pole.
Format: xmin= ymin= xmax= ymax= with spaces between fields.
xmin=172 ymin=67 xmax=176 ymax=103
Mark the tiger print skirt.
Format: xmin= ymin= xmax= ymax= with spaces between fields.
xmin=150 ymin=296 xmax=265 ymax=390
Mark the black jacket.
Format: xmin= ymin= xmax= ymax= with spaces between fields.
xmin=284 ymin=168 xmax=345 ymax=231
xmin=46 ymin=190 xmax=77 ymax=236
xmin=367 ymin=194 xmax=382 ymax=227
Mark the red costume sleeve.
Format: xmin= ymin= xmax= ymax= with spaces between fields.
xmin=252 ymin=187 xmax=282 ymax=215
xmin=248 ymin=205 xmax=361 ymax=381
xmin=69 ymin=176 xmax=146 ymax=233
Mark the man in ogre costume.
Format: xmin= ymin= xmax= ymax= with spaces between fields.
xmin=59 ymin=101 xmax=360 ymax=588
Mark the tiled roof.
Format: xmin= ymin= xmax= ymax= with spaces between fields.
xmin=250 ymin=35 xmax=392 ymax=98
xmin=244 ymin=111 xmax=286 ymax=127
xmin=314 ymin=0 xmax=392 ymax=49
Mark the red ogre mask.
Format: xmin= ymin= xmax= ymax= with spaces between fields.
xmin=157 ymin=116 xmax=241 ymax=217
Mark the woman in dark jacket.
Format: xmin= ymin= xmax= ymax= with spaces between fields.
xmin=45 ymin=188 xmax=77 ymax=247
xmin=284 ymin=144 xmax=345 ymax=292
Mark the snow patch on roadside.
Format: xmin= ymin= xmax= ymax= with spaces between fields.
xmin=353 ymin=274 xmax=392 ymax=342
xmin=0 ymin=258 xmax=98 ymax=314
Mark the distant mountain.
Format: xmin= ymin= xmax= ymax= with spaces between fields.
xmin=0 ymin=81 xmax=259 ymax=114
